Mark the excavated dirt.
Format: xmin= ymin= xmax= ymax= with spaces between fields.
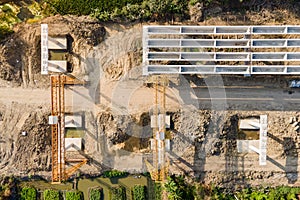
xmin=0 ymin=102 xmax=51 ymax=176
xmin=1 ymin=3 xmax=300 ymax=189
xmin=0 ymin=15 xmax=106 ymax=87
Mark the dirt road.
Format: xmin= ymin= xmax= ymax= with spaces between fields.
xmin=0 ymin=76 xmax=299 ymax=113
xmin=0 ymin=87 xmax=50 ymax=106
xmin=193 ymin=86 xmax=300 ymax=111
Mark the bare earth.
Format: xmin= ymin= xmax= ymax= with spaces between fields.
xmin=0 ymin=14 xmax=300 ymax=189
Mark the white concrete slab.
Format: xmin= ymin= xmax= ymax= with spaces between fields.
xmin=239 ymin=118 xmax=260 ymax=129
xmin=65 ymin=138 xmax=82 ymax=151
xmin=65 ymin=115 xmax=82 ymax=128
xmin=48 ymin=36 xmax=67 ymax=49
xmin=151 ymin=115 xmax=170 ymax=128
xmin=237 ymin=140 xmax=259 ymax=153
xmin=48 ymin=60 xmax=67 ymax=72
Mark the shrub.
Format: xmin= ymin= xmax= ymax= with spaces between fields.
xmin=154 ymin=182 xmax=162 ymax=200
xmin=20 ymin=187 xmax=37 ymax=200
xmin=65 ymin=190 xmax=84 ymax=200
xmin=110 ymin=186 xmax=126 ymax=200
xmin=103 ymin=170 xmax=128 ymax=178
xmin=48 ymin=0 xmax=142 ymax=16
xmin=132 ymin=185 xmax=146 ymax=200
xmin=0 ymin=25 xmax=13 ymax=41
xmin=43 ymin=189 xmax=60 ymax=200
xmin=89 ymin=187 xmax=103 ymax=200
xmin=266 ymin=186 xmax=300 ymax=200
xmin=210 ymin=185 xmax=235 ymax=200
xmin=164 ymin=175 xmax=199 ymax=200
xmin=192 ymin=183 xmax=206 ymax=199
xmin=235 ymin=186 xmax=300 ymax=200
xmin=45 ymin=0 xmax=188 ymax=22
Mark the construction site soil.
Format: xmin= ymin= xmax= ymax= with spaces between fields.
xmin=1 ymin=2 xmax=300 ymax=190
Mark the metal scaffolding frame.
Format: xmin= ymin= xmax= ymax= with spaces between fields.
xmin=146 ymin=76 xmax=169 ymax=183
xmin=50 ymin=75 xmax=65 ymax=183
xmin=50 ymin=74 xmax=87 ymax=184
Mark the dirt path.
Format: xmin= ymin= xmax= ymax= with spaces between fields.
xmin=0 ymin=82 xmax=298 ymax=112
xmin=193 ymin=86 xmax=300 ymax=111
xmin=0 ymin=87 xmax=50 ymax=106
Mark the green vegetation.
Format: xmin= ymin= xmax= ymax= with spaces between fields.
xmin=1 ymin=175 xmax=300 ymax=199
xmin=77 ymin=176 xmax=148 ymax=200
xmin=46 ymin=0 xmax=141 ymax=16
xmin=236 ymin=186 xmax=300 ymax=200
xmin=43 ymin=189 xmax=60 ymax=200
xmin=132 ymin=185 xmax=146 ymax=200
xmin=187 ymin=184 xmax=300 ymax=200
xmin=210 ymin=185 xmax=235 ymax=200
xmin=0 ymin=184 xmax=8 ymax=199
xmin=110 ymin=186 xmax=126 ymax=200
xmin=154 ymin=182 xmax=162 ymax=200
xmin=0 ymin=1 xmax=44 ymax=40
xmin=0 ymin=24 xmax=13 ymax=40
xmin=0 ymin=0 xmax=298 ymax=41
xmin=45 ymin=0 xmax=189 ymax=22
xmin=272 ymin=186 xmax=300 ymax=200
xmin=164 ymin=175 xmax=194 ymax=200
xmin=65 ymin=190 xmax=84 ymax=200
xmin=20 ymin=187 xmax=37 ymax=200
xmin=0 ymin=4 xmax=17 ymax=40
xmin=89 ymin=187 xmax=103 ymax=200
xmin=103 ymin=170 xmax=128 ymax=178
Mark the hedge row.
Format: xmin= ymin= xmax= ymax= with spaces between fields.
xmin=48 ymin=0 xmax=142 ymax=16
xmin=20 ymin=189 xmax=83 ymax=200
xmin=65 ymin=190 xmax=84 ymax=200
xmin=132 ymin=185 xmax=146 ymax=200
xmin=19 ymin=186 xmax=144 ymax=200
xmin=110 ymin=186 xmax=126 ymax=200
xmin=46 ymin=0 xmax=189 ymax=21
xmin=89 ymin=187 xmax=103 ymax=200
xmin=103 ymin=170 xmax=128 ymax=178
xmin=43 ymin=189 xmax=60 ymax=200
xmin=20 ymin=187 xmax=37 ymax=200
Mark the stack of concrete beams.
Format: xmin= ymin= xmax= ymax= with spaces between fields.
xmin=143 ymin=25 xmax=300 ymax=75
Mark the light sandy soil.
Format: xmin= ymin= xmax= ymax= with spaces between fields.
xmin=0 ymin=14 xmax=300 ymax=189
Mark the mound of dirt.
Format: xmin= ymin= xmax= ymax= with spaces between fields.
xmin=13 ymin=110 xmax=51 ymax=173
xmin=0 ymin=102 xmax=51 ymax=177
xmin=0 ymin=15 xmax=106 ymax=87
